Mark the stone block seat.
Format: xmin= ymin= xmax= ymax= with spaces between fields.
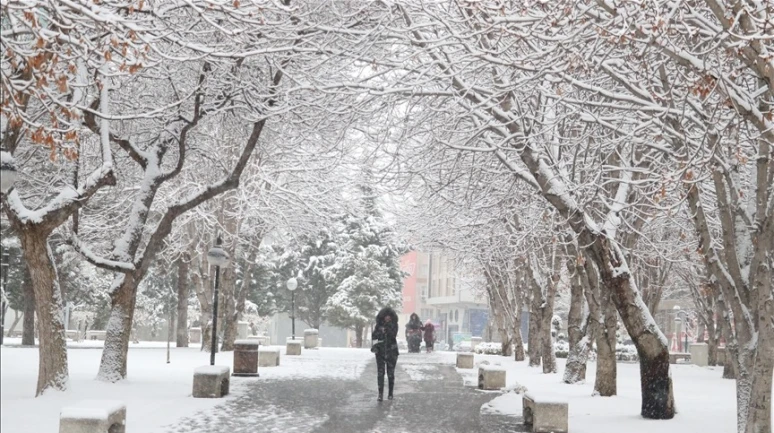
xmin=669 ymin=352 xmax=691 ymax=364
xmin=478 ymin=364 xmax=506 ymax=390
xmin=304 ymin=329 xmax=319 ymax=349
xmin=233 ymin=339 xmax=261 ymax=377
xmin=286 ymin=340 xmax=302 ymax=356
xmin=456 ymin=352 xmax=475 ymax=369
xmin=259 ymin=347 xmax=281 ymax=367
xmin=689 ymin=343 xmax=709 ymax=367
xmin=59 ymin=399 xmax=126 ymax=433
xmin=193 ymin=365 xmax=230 ymax=398
xmin=522 ymin=392 xmax=569 ymax=433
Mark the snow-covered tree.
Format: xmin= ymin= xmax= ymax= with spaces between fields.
xmin=325 ymin=186 xmax=406 ymax=347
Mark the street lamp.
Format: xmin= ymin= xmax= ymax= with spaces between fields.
xmin=286 ymin=278 xmax=298 ymax=340
xmin=207 ymin=237 xmax=230 ymax=366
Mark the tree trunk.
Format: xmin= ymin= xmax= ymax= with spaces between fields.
xmin=7 ymin=310 xmax=21 ymax=337
xmin=355 ymin=323 xmax=364 ymax=348
xmin=584 ymin=234 xmax=673 ymax=419
xmin=564 ymin=263 xmax=587 ymax=383
xmin=201 ymin=311 xmax=213 ymax=353
xmin=499 ymin=325 xmax=513 ymax=357
xmin=594 ymin=289 xmax=618 ymax=397
xmin=219 ymin=263 xmax=238 ymax=352
xmin=175 ymin=258 xmax=189 ymax=348
xmin=528 ymin=299 xmax=542 ymax=367
xmin=744 ymin=296 xmax=774 ymax=433
xmin=512 ymin=306 xmax=525 ymax=361
xmin=540 ymin=277 xmax=558 ymax=374
xmin=22 ymin=263 xmax=35 ymax=346
xmin=97 ymin=274 xmax=138 ymax=382
xmin=19 ymin=230 xmax=69 ymax=395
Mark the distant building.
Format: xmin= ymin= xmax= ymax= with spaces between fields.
xmin=398 ymin=250 xmax=489 ymax=346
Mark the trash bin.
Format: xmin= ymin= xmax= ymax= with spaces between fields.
xmin=232 ymin=339 xmax=260 ymax=377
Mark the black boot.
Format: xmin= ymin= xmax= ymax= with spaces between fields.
xmin=378 ymin=387 xmax=384 ymax=402
xmin=388 ymin=378 xmax=394 ymax=400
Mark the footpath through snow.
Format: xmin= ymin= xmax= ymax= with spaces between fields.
xmin=0 ymin=343 xmax=749 ymax=433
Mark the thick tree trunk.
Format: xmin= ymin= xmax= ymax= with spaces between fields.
xmin=499 ymin=325 xmax=513 ymax=357
xmin=744 ymin=297 xmax=774 ymax=433
xmin=22 ymin=264 xmax=36 ymax=346
xmin=584 ymin=234 xmax=673 ymax=419
xmin=512 ymin=306 xmax=525 ymax=361
xmin=541 ymin=278 xmax=558 ymax=374
xmin=201 ymin=312 xmax=213 ymax=353
xmin=219 ymin=263 xmax=238 ymax=352
xmin=355 ymin=323 xmax=364 ymax=348
xmin=175 ymin=258 xmax=189 ymax=348
xmin=97 ymin=274 xmax=138 ymax=382
xmin=594 ymin=289 xmax=618 ymax=397
xmin=7 ymin=310 xmax=21 ymax=337
xmin=564 ymin=263 xmax=588 ymax=383
xmin=20 ymin=231 xmax=68 ymax=395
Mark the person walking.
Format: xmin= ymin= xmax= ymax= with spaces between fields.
xmin=423 ymin=320 xmax=435 ymax=353
xmin=406 ymin=313 xmax=423 ymax=353
xmin=372 ymin=306 xmax=399 ymax=401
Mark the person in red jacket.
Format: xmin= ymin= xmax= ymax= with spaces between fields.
xmin=423 ymin=320 xmax=435 ymax=353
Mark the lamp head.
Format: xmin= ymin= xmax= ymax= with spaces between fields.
xmin=207 ymin=237 xmax=230 ymax=267
xmin=286 ymin=277 xmax=298 ymax=291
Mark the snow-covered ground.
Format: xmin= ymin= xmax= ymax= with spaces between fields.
xmin=0 ymin=343 xmax=755 ymax=433
xmin=0 ymin=343 xmax=372 ymax=433
xmin=460 ymin=353 xmax=740 ymax=433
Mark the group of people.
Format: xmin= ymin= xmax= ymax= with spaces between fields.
xmin=405 ymin=313 xmax=435 ymax=353
xmin=370 ymin=308 xmax=436 ymax=402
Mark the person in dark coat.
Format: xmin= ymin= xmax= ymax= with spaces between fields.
xmin=372 ymin=306 xmax=399 ymax=401
xmin=406 ymin=313 xmax=423 ymax=353
xmin=423 ymin=320 xmax=435 ymax=352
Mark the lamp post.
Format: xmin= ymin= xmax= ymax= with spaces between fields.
xmin=0 ymin=150 xmax=18 ymax=347
xmin=286 ymin=278 xmax=297 ymax=340
xmin=207 ymin=237 xmax=230 ymax=366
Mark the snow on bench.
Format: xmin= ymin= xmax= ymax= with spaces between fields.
xmin=59 ymin=399 xmax=126 ymax=433
xmin=522 ymin=392 xmax=569 ymax=433
xmin=192 ymin=366 xmax=230 ymax=398
xmin=478 ymin=364 xmax=506 ymax=390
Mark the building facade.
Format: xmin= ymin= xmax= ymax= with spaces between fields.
xmin=398 ymin=250 xmax=489 ymax=347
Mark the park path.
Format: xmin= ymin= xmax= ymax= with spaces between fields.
xmin=165 ymin=351 xmax=526 ymax=433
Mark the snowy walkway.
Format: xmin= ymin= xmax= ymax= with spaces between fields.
xmin=165 ymin=351 xmax=519 ymax=433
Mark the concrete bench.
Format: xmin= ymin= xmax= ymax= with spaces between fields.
xmin=304 ymin=329 xmax=319 ymax=349
xmin=59 ymin=400 xmax=126 ymax=433
xmin=689 ymin=343 xmax=709 ymax=366
xmin=86 ymin=330 xmax=107 ymax=341
xmin=259 ymin=347 xmax=281 ymax=367
xmin=456 ymin=352 xmax=475 ymax=369
xmin=193 ymin=366 xmax=230 ymax=398
xmin=478 ymin=365 xmax=506 ymax=390
xmin=523 ymin=393 xmax=569 ymax=433
xmin=65 ymin=330 xmax=80 ymax=340
xmin=286 ymin=340 xmax=302 ymax=356
xmin=233 ymin=339 xmax=260 ymax=377
xmin=669 ymin=352 xmax=691 ymax=364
